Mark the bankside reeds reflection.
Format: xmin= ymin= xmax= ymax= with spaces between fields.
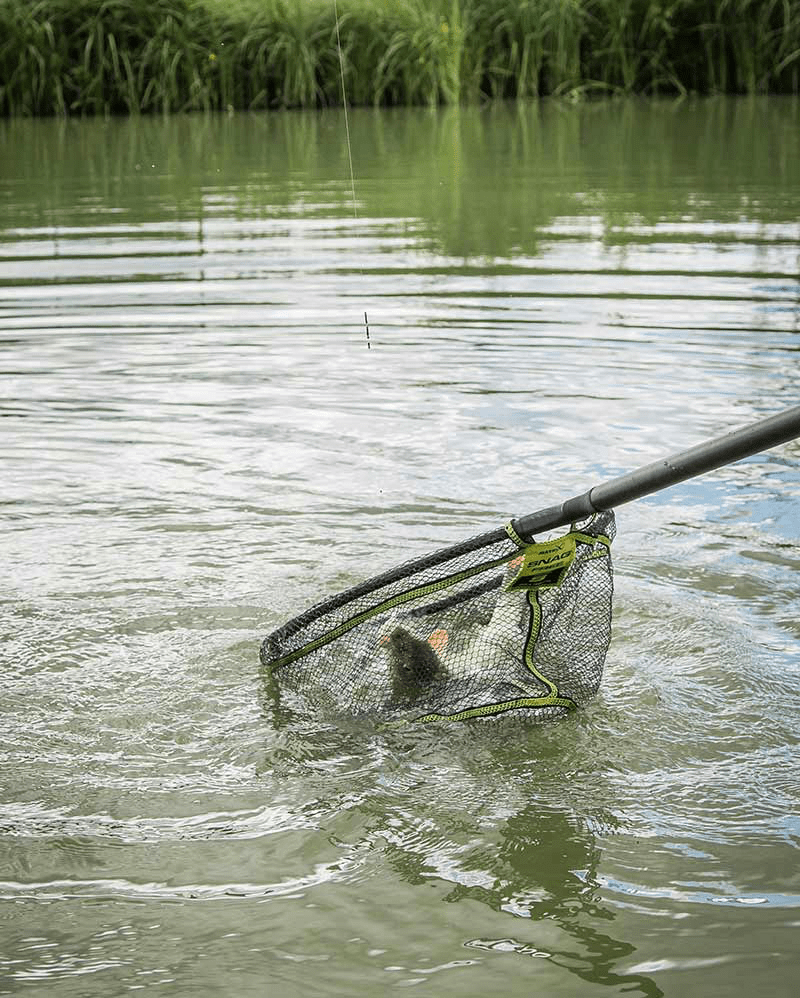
xmin=2 ymin=98 xmax=798 ymax=263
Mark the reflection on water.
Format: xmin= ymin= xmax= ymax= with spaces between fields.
xmin=374 ymin=750 xmax=664 ymax=997
xmin=1 ymin=99 xmax=799 ymax=996
xmin=459 ymin=806 xmax=663 ymax=997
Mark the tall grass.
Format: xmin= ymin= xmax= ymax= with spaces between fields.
xmin=1 ymin=0 xmax=799 ymax=116
xmin=0 ymin=0 xmax=226 ymax=115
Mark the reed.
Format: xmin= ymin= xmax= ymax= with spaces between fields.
xmin=0 ymin=0 xmax=798 ymax=116
xmin=0 ymin=0 xmax=224 ymax=115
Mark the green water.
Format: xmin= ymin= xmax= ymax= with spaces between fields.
xmin=1 ymin=99 xmax=799 ymax=997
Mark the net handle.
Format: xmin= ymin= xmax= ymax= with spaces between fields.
xmin=513 ymin=403 xmax=800 ymax=539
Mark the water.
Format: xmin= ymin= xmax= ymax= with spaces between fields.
xmin=1 ymin=99 xmax=799 ymax=997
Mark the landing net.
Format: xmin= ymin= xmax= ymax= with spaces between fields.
xmin=261 ymin=510 xmax=615 ymax=724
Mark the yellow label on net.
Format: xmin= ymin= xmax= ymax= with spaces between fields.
xmin=506 ymin=535 xmax=577 ymax=591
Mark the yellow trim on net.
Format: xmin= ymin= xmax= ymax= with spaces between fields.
xmin=416 ymin=694 xmax=576 ymax=723
xmin=504 ymin=521 xmax=528 ymax=549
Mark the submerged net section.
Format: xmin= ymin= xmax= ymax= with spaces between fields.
xmin=261 ymin=510 xmax=615 ymax=724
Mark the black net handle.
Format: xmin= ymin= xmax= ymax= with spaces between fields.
xmin=513 ymin=403 xmax=800 ymax=540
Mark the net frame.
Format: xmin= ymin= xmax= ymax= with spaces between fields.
xmin=261 ymin=511 xmax=615 ymax=724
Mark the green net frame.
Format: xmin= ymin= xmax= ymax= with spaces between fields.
xmin=261 ymin=510 xmax=615 ymax=724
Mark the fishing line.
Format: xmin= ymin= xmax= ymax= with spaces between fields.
xmin=333 ymin=0 xmax=371 ymax=349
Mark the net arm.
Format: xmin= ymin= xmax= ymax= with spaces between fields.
xmin=513 ymin=403 xmax=800 ymax=541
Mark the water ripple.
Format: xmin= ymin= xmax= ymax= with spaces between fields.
xmin=1 ymin=101 xmax=799 ymax=997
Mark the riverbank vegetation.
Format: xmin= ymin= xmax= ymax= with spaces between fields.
xmin=1 ymin=0 xmax=799 ymax=115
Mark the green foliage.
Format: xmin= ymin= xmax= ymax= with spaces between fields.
xmin=0 ymin=0 xmax=227 ymax=114
xmin=0 ymin=0 xmax=798 ymax=116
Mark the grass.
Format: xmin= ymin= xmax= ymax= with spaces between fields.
xmin=0 ymin=0 xmax=799 ymax=115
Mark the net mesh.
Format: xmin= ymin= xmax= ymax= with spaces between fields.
xmin=261 ymin=510 xmax=615 ymax=724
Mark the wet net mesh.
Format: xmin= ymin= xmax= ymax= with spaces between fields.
xmin=261 ymin=510 xmax=615 ymax=724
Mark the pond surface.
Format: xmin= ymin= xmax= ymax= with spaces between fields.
xmin=1 ymin=99 xmax=799 ymax=997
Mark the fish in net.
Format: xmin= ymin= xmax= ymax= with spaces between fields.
xmin=261 ymin=511 xmax=615 ymax=724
